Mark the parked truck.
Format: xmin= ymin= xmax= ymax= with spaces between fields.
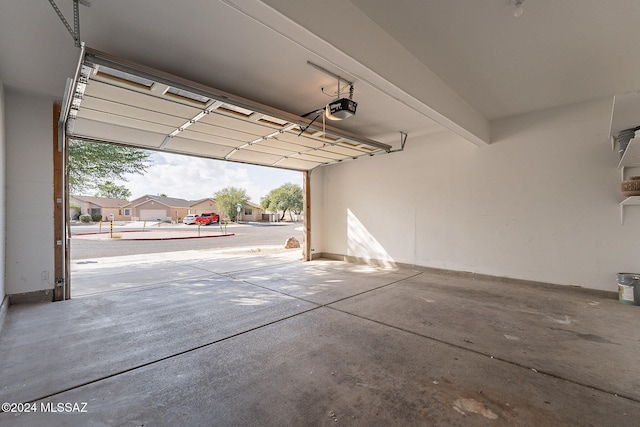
xmin=194 ymin=212 xmax=220 ymax=225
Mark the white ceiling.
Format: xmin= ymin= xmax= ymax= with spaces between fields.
xmin=1 ymin=0 xmax=639 ymax=148
xmin=349 ymin=0 xmax=640 ymax=121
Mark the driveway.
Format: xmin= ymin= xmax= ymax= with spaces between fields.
xmin=70 ymin=221 xmax=304 ymax=297
xmin=71 ymin=246 xmax=302 ymax=297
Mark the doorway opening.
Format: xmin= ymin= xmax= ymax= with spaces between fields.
xmin=56 ymin=48 xmax=390 ymax=299
xmin=67 ymin=141 xmax=306 ymax=297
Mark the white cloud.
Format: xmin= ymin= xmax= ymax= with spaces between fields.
xmin=118 ymin=151 xmax=303 ymax=203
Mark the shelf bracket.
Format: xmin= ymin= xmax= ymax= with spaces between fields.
xmin=619 ymin=196 xmax=640 ymax=224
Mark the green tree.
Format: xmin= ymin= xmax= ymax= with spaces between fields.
xmin=261 ymin=183 xmax=303 ymax=221
xmin=68 ymin=139 xmax=152 ymax=194
xmin=214 ymin=187 xmax=250 ymax=221
xmin=95 ymin=181 xmax=132 ymax=200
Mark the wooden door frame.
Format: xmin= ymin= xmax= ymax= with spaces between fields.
xmin=53 ymin=102 xmax=70 ymax=301
xmin=303 ymin=170 xmax=311 ymax=261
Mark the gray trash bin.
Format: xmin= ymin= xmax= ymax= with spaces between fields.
xmin=617 ymin=273 xmax=640 ymax=305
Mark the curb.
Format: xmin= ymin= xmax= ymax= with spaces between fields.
xmin=72 ymin=231 xmax=236 ymax=241
xmin=119 ymin=233 xmax=236 ymax=241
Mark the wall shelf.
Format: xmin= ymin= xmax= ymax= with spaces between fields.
xmin=610 ymin=91 xmax=640 ymax=146
xmin=610 ymin=92 xmax=640 ymax=224
xmin=618 ymin=138 xmax=640 ymax=169
xmin=620 ymin=196 xmax=640 ymax=224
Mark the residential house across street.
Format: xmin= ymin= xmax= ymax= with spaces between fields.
xmin=70 ymin=195 xmax=129 ymax=221
xmin=70 ymin=195 xmax=269 ymax=223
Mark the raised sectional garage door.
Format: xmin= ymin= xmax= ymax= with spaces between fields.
xmin=62 ymin=48 xmax=391 ymax=172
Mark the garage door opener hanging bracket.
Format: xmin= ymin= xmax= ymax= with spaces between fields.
xmin=48 ymin=0 xmax=91 ymax=48
xmin=389 ymin=132 xmax=408 ymax=153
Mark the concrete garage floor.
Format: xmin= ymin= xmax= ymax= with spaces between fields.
xmin=0 ymin=255 xmax=639 ymax=426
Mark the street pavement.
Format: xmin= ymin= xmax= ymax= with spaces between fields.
xmin=70 ymin=221 xmax=304 ymax=260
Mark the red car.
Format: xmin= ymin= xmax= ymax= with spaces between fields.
xmin=194 ymin=212 xmax=220 ymax=225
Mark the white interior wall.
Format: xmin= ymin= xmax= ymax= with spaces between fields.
xmin=315 ymin=98 xmax=636 ymax=292
xmin=5 ymin=89 xmax=54 ymax=297
xmin=309 ymin=166 xmax=325 ymax=258
xmin=0 ymin=79 xmax=5 ymax=301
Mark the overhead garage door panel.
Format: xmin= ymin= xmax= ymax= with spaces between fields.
xmin=249 ymin=136 xmax=306 ymax=151
xmin=66 ymin=48 xmax=392 ymax=171
xmin=235 ymin=147 xmax=326 ymax=169
xmin=299 ymin=149 xmax=356 ymax=161
xmin=276 ymin=131 xmax=328 ymax=146
xmin=241 ymin=142 xmax=295 ymax=157
xmin=275 ymin=157 xmax=325 ymax=170
xmin=80 ymin=95 xmax=187 ymax=129
xmin=323 ymin=142 xmax=373 ymax=157
xmin=251 ymin=137 xmax=358 ymax=161
xmin=85 ymin=79 xmax=202 ymax=119
xmin=163 ymin=137 xmax=235 ymax=158
xmin=183 ymin=123 xmax=256 ymax=146
xmin=227 ymin=149 xmax=283 ymax=165
xmin=274 ymin=132 xmax=375 ymax=157
xmin=76 ymin=108 xmax=177 ymax=136
xmin=198 ymin=112 xmax=276 ymax=136
xmin=249 ymin=141 xmax=337 ymax=162
xmin=260 ymin=133 xmax=326 ymax=151
xmin=71 ymin=118 xmax=167 ymax=148
xmin=288 ymin=153 xmax=337 ymax=164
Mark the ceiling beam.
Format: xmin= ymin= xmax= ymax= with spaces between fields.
xmin=224 ymin=0 xmax=490 ymax=146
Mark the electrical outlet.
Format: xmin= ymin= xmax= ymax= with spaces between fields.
xmin=41 ymin=271 xmax=49 ymax=281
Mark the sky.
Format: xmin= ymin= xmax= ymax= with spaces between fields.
xmin=115 ymin=151 xmax=303 ymax=203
